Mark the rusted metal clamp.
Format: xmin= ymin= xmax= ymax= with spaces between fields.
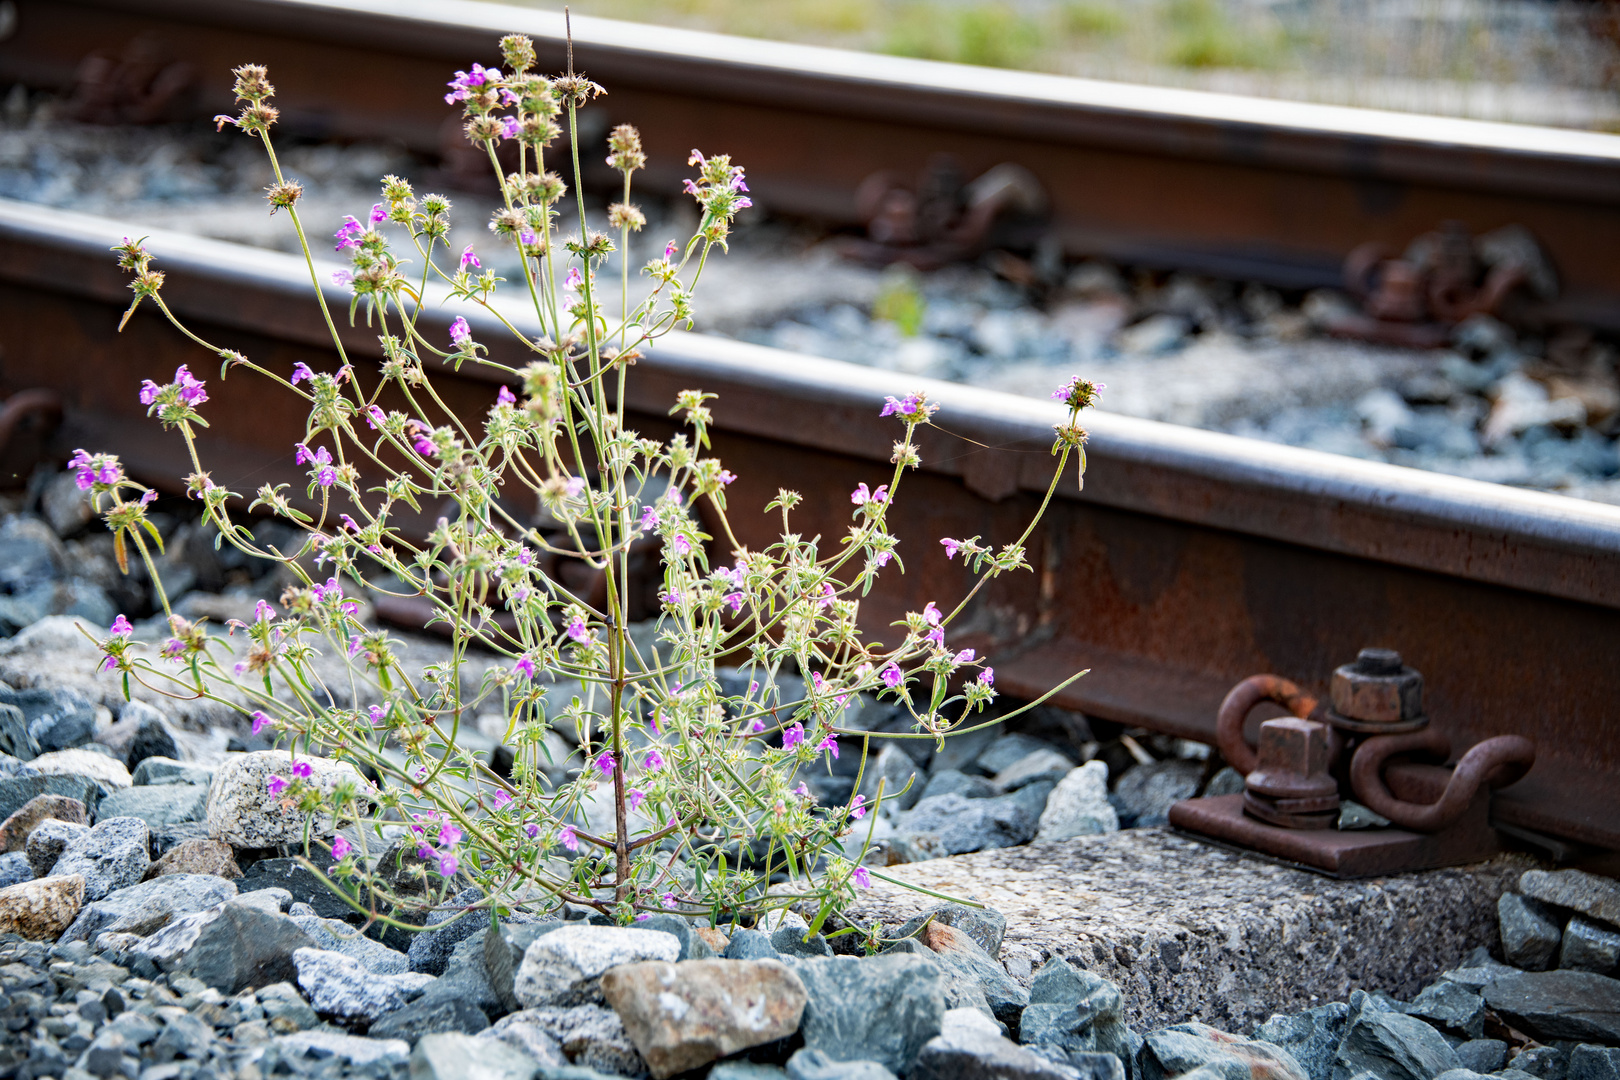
xmin=1350 ymin=728 xmax=1535 ymax=832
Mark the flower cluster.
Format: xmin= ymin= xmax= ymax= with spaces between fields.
xmin=91 ymin=43 xmax=1089 ymax=935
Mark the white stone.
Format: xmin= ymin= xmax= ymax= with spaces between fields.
xmin=513 ymin=924 xmax=680 ymax=1008
xmin=292 ymin=947 xmax=434 ymax=1022
xmin=206 ymin=750 xmax=374 ymax=848
xmin=1036 ymin=762 xmax=1119 ymax=841
xmin=28 ymin=748 xmax=131 ymax=790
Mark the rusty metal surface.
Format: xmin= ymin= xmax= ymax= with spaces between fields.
xmin=0 ymin=199 xmax=1616 ymax=850
xmin=4 ymin=0 xmax=1620 ymax=324
xmin=1168 ymin=794 xmax=1506 ymax=877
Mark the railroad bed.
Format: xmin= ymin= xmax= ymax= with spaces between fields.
xmin=0 ymin=198 xmax=1616 ymax=858
xmin=3 ymin=0 xmax=1620 ymax=329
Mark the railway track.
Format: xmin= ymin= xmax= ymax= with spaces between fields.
xmin=4 ymin=0 xmax=1620 ymax=329
xmin=0 ymin=197 xmax=1617 ymax=861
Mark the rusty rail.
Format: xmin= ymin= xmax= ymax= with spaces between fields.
xmin=0 ymin=199 xmax=1617 ymax=852
xmin=3 ymin=0 xmax=1620 ymax=326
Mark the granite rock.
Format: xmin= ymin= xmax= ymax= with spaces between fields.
xmin=485 ymin=916 xmax=565 ymax=1011
xmin=289 ymin=912 xmax=412 ymax=974
xmin=205 ymin=749 xmax=374 ymax=848
xmin=28 ymin=747 xmax=132 ymax=790
xmin=408 ymin=885 xmax=492 ymax=974
xmin=839 ymin=829 xmax=1528 ymax=1031
xmin=50 ymin=815 xmax=149 ymax=899
xmin=1519 ymin=870 xmax=1620 ymax=931
xmin=858 ymin=744 xmax=925 ymax=814
xmin=409 ymin=1031 xmax=536 ymax=1080
xmin=922 ymin=770 xmax=1001 ymax=801
xmin=1407 ymin=979 xmax=1486 ymax=1038
xmin=995 ymin=750 xmax=1077 ymax=793
xmin=130 ymin=756 xmax=214 ymax=787
xmin=271 ymin=1030 xmax=410 ymax=1071
xmin=1569 ymin=1046 xmax=1620 ymax=1080
xmin=897 ymin=903 xmax=1009 ymax=959
xmin=370 ymin=994 xmax=490 ymax=1042
xmin=0 ymin=771 xmax=101 ymax=821
xmin=236 ymin=855 xmax=361 ymax=922
xmin=514 ymin=923 xmax=681 ymax=1008
xmin=601 ymin=958 xmax=808 ymax=1078
xmin=143 ymin=837 xmax=241 ymax=880
xmin=1559 ymin=916 xmax=1620 ymax=975
xmin=1141 ymin=1022 xmax=1306 ymax=1080
xmin=293 ymin=946 xmax=436 ymax=1022
xmin=0 ymin=702 xmax=34 ymax=760
xmin=478 ymin=1007 xmax=571 ymax=1069
xmin=1453 ymin=1040 xmax=1507 ymax=1074
xmin=0 ymin=872 xmax=84 ymax=939
xmin=415 ymin=928 xmax=505 ymax=1019
xmin=492 ymin=1003 xmax=645 ymax=1075
xmin=1112 ymin=760 xmax=1201 ymax=828
xmin=121 ymin=711 xmax=182 ymax=772
xmin=724 ymin=928 xmax=780 ymax=961
xmin=58 ymin=871 xmax=236 ymax=942
xmin=7 ymin=685 xmax=96 ymax=755
xmin=258 ymin=981 xmax=320 ymax=1032
xmin=794 ymin=952 xmax=946 ymax=1075
xmin=1509 ymin=1045 xmax=1569 ymax=1080
xmin=95 ymin=782 xmax=208 ymax=829
xmin=913 ymin=1008 xmax=1081 ymax=1080
xmin=172 ymin=903 xmax=316 ymax=993
xmin=24 ymin=815 xmax=87 ymax=877
xmin=1484 ymin=970 xmax=1620 ymax=1044
xmin=1332 ymin=992 xmax=1462 ymax=1080
xmin=786 ymin=1048 xmax=899 ymax=1080
xmin=637 ymin=912 xmax=717 ymax=960
xmin=1037 ymin=763 xmax=1118 ymax=842
xmin=1019 ymin=958 xmax=1134 ymax=1063
xmin=0 ymin=791 xmax=86 ymax=851
xmin=0 ymin=850 xmax=29 ymax=886
xmin=914 ymin=918 xmax=1029 ymax=1024
xmin=1254 ymin=1003 xmax=1350 ymax=1080
xmin=895 ymin=792 xmax=1040 ymax=855
xmin=1501 ymin=893 xmax=1564 ymax=971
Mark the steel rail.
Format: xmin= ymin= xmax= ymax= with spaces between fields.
xmin=0 ymin=198 xmax=1616 ymax=850
xmin=3 ymin=0 xmax=1620 ymax=325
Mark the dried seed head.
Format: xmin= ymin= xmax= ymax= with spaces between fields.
xmin=489 ymin=207 xmax=527 ymax=238
xmin=519 ymin=114 xmax=561 ymax=148
xmin=466 ymin=115 xmax=505 ymax=143
xmin=606 ymin=124 xmax=645 ymax=174
xmin=231 ymin=64 xmax=274 ymax=103
xmin=265 ymin=180 xmax=303 ymax=216
xmin=500 ymin=34 xmax=537 ymax=74
xmin=553 ymin=74 xmax=606 ymax=107
xmin=607 ymin=203 xmax=645 ymax=232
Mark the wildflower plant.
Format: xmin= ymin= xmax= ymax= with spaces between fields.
xmin=84 ymin=38 xmax=1098 ymax=935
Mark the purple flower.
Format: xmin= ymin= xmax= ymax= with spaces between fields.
xmin=879 ymin=663 xmax=902 ymax=689
xmin=848 ymin=795 xmax=867 ymax=819
xmin=926 ymin=624 xmax=945 ymax=647
xmin=110 ymin=614 xmax=133 ymax=636
xmin=160 ymin=638 xmax=184 ymax=661
xmin=979 ymin=667 xmax=995 ymax=688
xmin=729 ymin=171 xmax=748 ymax=192
xmin=672 ymin=535 xmax=692 ymax=556
xmin=853 ymin=865 xmax=872 ymax=889
xmin=817 ymin=734 xmax=839 ymax=759
xmin=872 ymin=550 xmax=893 ymax=568
xmin=662 ymin=893 xmax=678 ymax=911
xmin=436 ymin=852 xmax=458 ymax=877
xmin=334 ymin=216 xmax=365 ymax=251
xmin=491 ymin=789 xmax=512 ymax=811
xmin=627 ymin=787 xmax=647 ymax=811
xmin=643 ymin=749 xmax=664 ymax=770
xmin=333 ymin=269 xmax=353 ymax=287
xmin=525 ymin=823 xmax=540 ymax=838
xmin=365 ymin=405 xmax=386 ymax=430
xmin=565 ymin=476 xmax=586 ymax=497
xmin=563 ymin=267 xmax=584 ymax=293
xmin=251 ymin=711 xmax=273 ymax=736
xmin=850 ymin=483 xmax=888 ymax=506
xmin=782 ymin=723 xmax=804 ymax=750
xmin=955 ymin=648 xmax=977 ymax=663
xmin=733 ymin=197 xmax=753 ymax=210
xmin=816 ymin=584 xmax=836 ymax=610
xmin=565 ymin=616 xmax=589 ymax=644
xmin=941 ymin=538 xmax=961 ymax=559
xmin=718 ymin=470 xmax=737 ymax=486
xmin=689 ymin=149 xmax=706 ymax=167
xmin=499 ymin=115 xmax=521 ymax=139
xmin=292 ymin=761 xmax=312 ymax=780
xmin=347 ymin=635 xmax=362 ymax=658
xmin=922 ymin=602 xmax=942 ymax=627
xmin=290 ymin=363 xmax=314 ymax=385
xmin=880 ymin=393 xmax=921 ymax=418
xmin=368 ymin=704 xmax=386 ymax=725
xmin=558 ymin=825 xmax=579 ymax=852
xmin=139 ymin=380 xmax=161 ymax=405
xmin=594 ymin=750 xmax=616 ymax=777
xmin=461 ymin=245 xmax=481 ymax=271
xmin=369 ymin=202 xmax=387 ymax=224
xmin=330 ymin=835 xmax=351 ymax=860
xmin=267 ymin=775 xmax=288 ymax=797
xmin=664 ymin=240 xmax=678 ymax=260
xmin=638 ymin=506 xmax=660 ymax=532
xmin=513 ymin=654 xmax=536 ymax=679
xmin=724 ymin=591 xmax=744 ymax=614
xmin=173 ymin=366 xmax=208 ymax=406
xmin=254 ymin=600 xmax=275 ymax=623
xmin=438 ymin=823 xmax=463 ymax=848
xmin=449 ymin=316 xmax=471 ymax=346
xmin=497 ymin=385 xmax=516 ymax=406
xmin=294 ymin=443 xmax=315 ymax=466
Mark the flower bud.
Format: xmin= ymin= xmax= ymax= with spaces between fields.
xmin=607 ymin=203 xmax=646 ymax=231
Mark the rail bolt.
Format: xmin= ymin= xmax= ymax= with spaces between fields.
xmin=1329 ymin=648 xmax=1424 ymax=726
xmin=1245 ymin=718 xmax=1340 ymax=804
